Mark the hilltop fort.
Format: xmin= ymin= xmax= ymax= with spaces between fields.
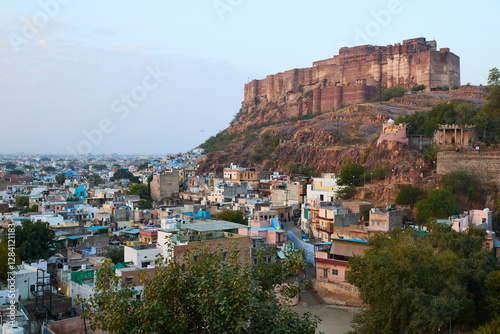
xmin=229 ymin=37 xmax=460 ymax=133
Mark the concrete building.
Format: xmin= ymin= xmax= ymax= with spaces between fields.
xmin=434 ymin=124 xmax=478 ymax=149
xmin=368 ymin=205 xmax=409 ymax=232
xmin=244 ymin=218 xmax=287 ymax=246
xmin=150 ymin=171 xmax=181 ymax=203
xmin=316 ymin=205 xmax=360 ymax=242
xmin=270 ymin=182 xmax=305 ymax=206
xmin=30 ymin=214 xmax=64 ymax=226
xmin=124 ymin=221 xmax=252 ymax=269
xmin=315 ymin=239 xmax=370 ymax=284
xmin=210 ymin=182 xmax=248 ymax=203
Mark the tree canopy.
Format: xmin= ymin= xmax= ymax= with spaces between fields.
xmin=395 ymin=185 xmax=423 ymax=206
xmin=56 ymin=173 xmax=66 ymax=185
xmin=0 ymin=220 xmax=55 ymax=263
xmin=16 ymin=195 xmax=29 ymax=207
xmin=137 ymin=162 xmax=150 ymax=170
xmin=216 ymin=209 xmax=248 ymax=225
xmin=415 ymin=188 xmax=460 ymax=223
xmin=128 ymin=183 xmax=151 ymax=201
xmin=347 ymin=224 xmax=497 ymax=333
xmin=104 ymin=247 xmax=124 ymax=265
xmin=137 ymin=199 xmax=152 ymax=210
xmin=42 ymin=166 xmax=56 ymax=173
xmin=338 ymin=161 xmax=365 ymax=186
xmin=77 ymin=242 xmax=319 ymax=333
xmin=111 ymin=168 xmax=134 ymax=181
xmin=87 ymin=174 xmax=103 ymax=186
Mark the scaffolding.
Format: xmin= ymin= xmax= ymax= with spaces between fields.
xmin=31 ymin=268 xmax=53 ymax=323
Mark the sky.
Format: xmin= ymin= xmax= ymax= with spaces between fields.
xmin=0 ymin=0 xmax=498 ymax=155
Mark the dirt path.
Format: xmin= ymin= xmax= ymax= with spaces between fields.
xmin=291 ymin=302 xmax=355 ymax=334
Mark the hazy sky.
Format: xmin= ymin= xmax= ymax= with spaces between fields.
xmin=0 ymin=0 xmax=498 ymax=155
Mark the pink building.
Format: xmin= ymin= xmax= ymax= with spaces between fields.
xmin=239 ymin=218 xmax=287 ymax=246
xmin=449 ymin=209 xmax=492 ymax=232
xmin=315 ymin=238 xmax=370 ymax=284
xmin=377 ymin=119 xmax=409 ymax=145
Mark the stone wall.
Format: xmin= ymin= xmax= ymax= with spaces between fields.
xmin=47 ymin=317 xmax=107 ymax=334
xmin=244 ymin=37 xmax=459 ymax=112
xmin=313 ymin=280 xmax=363 ymax=307
xmin=437 ymin=151 xmax=500 ymax=187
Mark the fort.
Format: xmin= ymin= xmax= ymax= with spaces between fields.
xmin=238 ymin=38 xmax=460 ymax=128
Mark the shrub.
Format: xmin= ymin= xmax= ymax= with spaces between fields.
xmin=336 ymin=186 xmax=356 ymax=200
xmin=395 ymin=185 xmax=423 ymax=206
xmin=411 ymin=84 xmax=426 ymax=92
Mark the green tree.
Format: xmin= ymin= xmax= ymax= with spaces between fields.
xmin=128 ymin=183 xmax=151 ymax=201
xmin=137 ymin=199 xmax=152 ymax=210
xmin=335 ymin=186 xmax=356 ymax=200
xmin=347 ymin=225 xmax=497 ymax=333
xmin=285 ymin=162 xmax=299 ymax=176
xmin=22 ymin=204 xmax=39 ymax=214
xmin=92 ymin=164 xmax=107 ymax=170
xmin=395 ymin=185 xmax=423 ymax=206
xmin=411 ymin=84 xmax=426 ymax=92
xmin=16 ymin=196 xmax=29 ymax=207
xmin=137 ymin=162 xmax=150 ymax=170
xmin=0 ymin=241 xmax=20 ymax=285
xmin=338 ymin=161 xmax=365 ymax=186
xmin=381 ymin=86 xmax=407 ymax=101
xmin=488 ymin=67 xmax=500 ymax=87
xmin=216 ymin=209 xmax=248 ymax=225
xmin=416 ymin=188 xmax=460 ymax=223
xmin=440 ymin=170 xmax=480 ymax=203
xmin=42 ymin=166 xmax=56 ymax=173
xmin=1 ymin=220 xmax=55 ymax=262
xmin=88 ymin=174 xmax=103 ymax=186
xmin=111 ymin=168 xmax=134 ymax=181
xmin=77 ymin=242 xmax=319 ymax=333
xmin=104 ymin=247 xmax=124 ymax=265
xmin=8 ymin=169 xmax=24 ymax=175
xmin=56 ymin=173 xmax=66 ymax=185
xmin=4 ymin=162 xmax=16 ymax=170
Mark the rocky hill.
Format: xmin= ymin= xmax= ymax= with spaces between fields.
xmin=201 ymin=87 xmax=484 ymax=170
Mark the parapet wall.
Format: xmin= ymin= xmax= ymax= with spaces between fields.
xmin=437 ymin=151 xmax=500 ymax=187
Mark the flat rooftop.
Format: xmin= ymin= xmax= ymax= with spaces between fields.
xmin=179 ymin=220 xmax=249 ymax=232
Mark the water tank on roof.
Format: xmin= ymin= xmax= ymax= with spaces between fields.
xmin=484 ymin=208 xmax=490 ymax=212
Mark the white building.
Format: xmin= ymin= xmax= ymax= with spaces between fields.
xmin=30 ymin=214 xmax=64 ymax=226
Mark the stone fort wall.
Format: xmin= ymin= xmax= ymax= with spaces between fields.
xmin=437 ymin=151 xmax=500 ymax=187
xmin=243 ymin=37 xmax=459 ymax=114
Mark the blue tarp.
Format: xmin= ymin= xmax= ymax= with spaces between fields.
xmin=85 ymin=226 xmax=108 ymax=231
xmin=67 ymin=235 xmax=83 ymax=239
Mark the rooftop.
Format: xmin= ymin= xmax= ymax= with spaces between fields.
xmin=179 ymin=220 xmax=249 ymax=232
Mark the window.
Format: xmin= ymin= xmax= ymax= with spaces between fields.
xmin=126 ymin=277 xmax=133 ymax=285
xmin=222 ymin=251 xmax=228 ymax=260
xmin=332 ymin=269 xmax=338 ymax=276
xmin=193 ymin=255 xmax=198 ymax=262
xmin=323 ymin=268 xmax=328 ymax=278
